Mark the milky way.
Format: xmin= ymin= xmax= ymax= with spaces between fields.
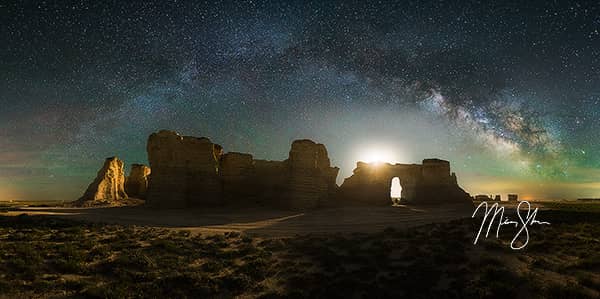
xmin=1 ymin=1 xmax=599 ymax=201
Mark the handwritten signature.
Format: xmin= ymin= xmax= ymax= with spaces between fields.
xmin=472 ymin=201 xmax=550 ymax=250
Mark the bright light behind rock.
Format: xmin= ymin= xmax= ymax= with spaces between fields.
xmin=359 ymin=147 xmax=399 ymax=164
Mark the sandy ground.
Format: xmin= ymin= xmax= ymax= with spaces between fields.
xmin=3 ymin=204 xmax=474 ymax=236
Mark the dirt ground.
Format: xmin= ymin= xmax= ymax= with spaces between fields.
xmin=1 ymin=201 xmax=598 ymax=298
xmin=4 ymin=204 xmax=474 ymax=236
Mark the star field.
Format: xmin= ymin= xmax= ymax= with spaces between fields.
xmin=1 ymin=0 xmax=599 ymax=201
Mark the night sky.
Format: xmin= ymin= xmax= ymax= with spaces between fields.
xmin=1 ymin=0 xmax=599 ymax=201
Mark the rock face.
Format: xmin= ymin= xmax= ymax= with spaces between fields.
xmin=220 ymin=152 xmax=257 ymax=203
xmin=125 ymin=164 xmax=151 ymax=199
xmin=287 ymin=140 xmax=338 ymax=209
xmin=142 ymin=130 xmax=470 ymax=209
xmin=338 ymin=158 xmax=472 ymax=206
xmin=219 ymin=155 xmax=289 ymax=205
xmin=145 ymin=130 xmax=339 ymax=209
xmin=75 ymin=157 xmax=127 ymax=206
xmin=145 ymin=130 xmax=222 ymax=208
xmin=251 ymin=159 xmax=289 ymax=204
xmin=219 ymin=140 xmax=339 ymax=209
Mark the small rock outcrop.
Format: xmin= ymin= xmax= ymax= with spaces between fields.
xmin=74 ymin=157 xmax=127 ymax=206
xmin=474 ymin=195 xmax=492 ymax=201
xmin=125 ymin=164 xmax=151 ymax=199
xmin=145 ymin=130 xmax=222 ymax=208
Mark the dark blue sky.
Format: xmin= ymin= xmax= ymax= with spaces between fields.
xmin=1 ymin=0 xmax=599 ymax=201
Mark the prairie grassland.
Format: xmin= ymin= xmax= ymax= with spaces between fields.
xmin=0 ymin=202 xmax=598 ymax=298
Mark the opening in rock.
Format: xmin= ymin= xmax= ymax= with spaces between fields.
xmin=390 ymin=177 xmax=402 ymax=205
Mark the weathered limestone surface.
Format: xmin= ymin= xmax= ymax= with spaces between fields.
xmin=251 ymin=160 xmax=288 ymax=204
xmin=218 ymin=156 xmax=289 ymax=205
xmin=125 ymin=164 xmax=151 ymax=199
xmin=220 ymin=152 xmax=254 ymax=180
xmin=144 ymin=131 xmax=339 ymax=209
xmin=142 ymin=130 xmax=470 ymax=209
xmin=337 ymin=162 xmax=420 ymax=206
xmin=220 ymin=152 xmax=257 ymax=202
xmin=75 ymin=156 xmax=127 ymax=206
xmin=221 ymin=141 xmax=338 ymax=209
xmin=145 ymin=130 xmax=222 ymax=208
xmin=338 ymin=158 xmax=472 ymax=206
xmin=287 ymin=140 xmax=339 ymax=209
xmin=216 ymin=141 xmax=338 ymax=209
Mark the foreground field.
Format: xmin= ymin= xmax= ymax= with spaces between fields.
xmin=1 ymin=204 xmax=599 ymax=298
xmin=1 ymin=204 xmax=472 ymax=236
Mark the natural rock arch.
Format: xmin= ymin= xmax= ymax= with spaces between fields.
xmin=390 ymin=177 xmax=402 ymax=204
xmin=338 ymin=159 xmax=471 ymax=206
xmin=76 ymin=130 xmax=472 ymax=209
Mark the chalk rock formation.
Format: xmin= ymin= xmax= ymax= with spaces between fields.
xmin=144 ymin=130 xmax=339 ymax=209
xmin=145 ymin=130 xmax=222 ymax=208
xmin=250 ymin=159 xmax=288 ymax=205
xmin=220 ymin=152 xmax=254 ymax=179
xmin=125 ymin=164 xmax=151 ymax=199
xmin=339 ymin=158 xmax=471 ymax=206
xmin=338 ymin=162 xmax=421 ymax=206
xmin=220 ymin=152 xmax=257 ymax=202
xmin=141 ymin=130 xmax=468 ymax=209
xmin=75 ymin=157 xmax=127 ymax=206
xmin=287 ymin=140 xmax=339 ymax=209
xmin=218 ymin=140 xmax=339 ymax=209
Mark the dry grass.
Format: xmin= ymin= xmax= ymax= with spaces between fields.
xmin=0 ymin=202 xmax=598 ymax=298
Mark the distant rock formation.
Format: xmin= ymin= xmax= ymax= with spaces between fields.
xmin=145 ymin=130 xmax=339 ymax=209
xmin=74 ymin=157 xmax=127 ymax=206
xmin=77 ymin=130 xmax=473 ymax=210
xmin=125 ymin=164 xmax=151 ymax=199
xmin=338 ymin=159 xmax=472 ymax=206
xmin=474 ymin=195 xmax=492 ymax=201
xmin=145 ymin=130 xmax=222 ymax=208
